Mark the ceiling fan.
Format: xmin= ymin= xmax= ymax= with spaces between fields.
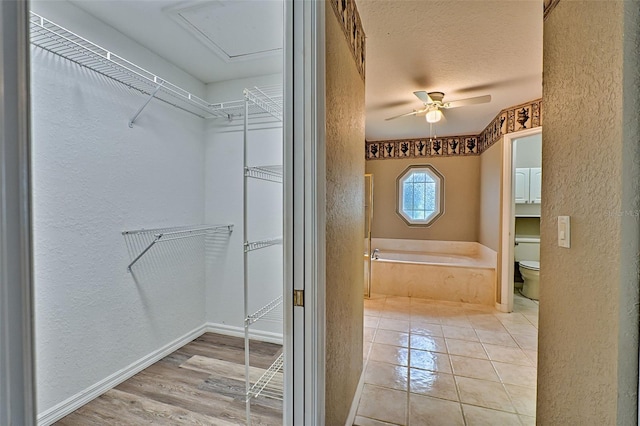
xmin=386 ymin=91 xmax=491 ymax=123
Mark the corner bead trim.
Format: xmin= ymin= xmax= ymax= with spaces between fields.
xmin=366 ymin=99 xmax=542 ymax=160
xmin=330 ymin=0 xmax=366 ymax=81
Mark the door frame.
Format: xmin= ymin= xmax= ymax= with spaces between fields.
xmin=288 ymin=0 xmax=326 ymax=424
xmin=0 ymin=0 xmax=36 ymax=424
xmin=364 ymin=173 xmax=373 ymax=298
xmin=499 ymin=127 xmax=542 ymax=312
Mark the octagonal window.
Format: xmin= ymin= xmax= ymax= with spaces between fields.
xmin=397 ymin=165 xmax=444 ymax=226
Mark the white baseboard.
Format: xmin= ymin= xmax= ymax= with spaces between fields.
xmin=345 ymin=361 xmax=367 ymax=426
xmin=205 ymin=322 xmax=284 ymax=345
xmin=37 ymin=324 xmax=207 ymax=426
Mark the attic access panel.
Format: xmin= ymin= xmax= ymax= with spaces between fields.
xmin=167 ymin=0 xmax=283 ymax=63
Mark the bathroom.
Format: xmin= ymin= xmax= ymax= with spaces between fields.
xmin=513 ymin=133 xmax=542 ymax=300
xmin=358 ymin=121 xmax=542 ymax=425
xmin=356 ymin=1 xmax=543 ymax=421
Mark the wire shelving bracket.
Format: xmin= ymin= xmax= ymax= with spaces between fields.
xmin=244 ymin=237 xmax=283 ymax=253
xmin=122 ymin=224 xmax=233 ymax=272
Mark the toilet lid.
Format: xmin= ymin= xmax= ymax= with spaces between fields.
xmin=519 ymin=260 xmax=540 ymax=271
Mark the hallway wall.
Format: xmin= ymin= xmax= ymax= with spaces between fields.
xmin=325 ymin=5 xmax=366 ymax=424
xmin=539 ymin=1 xmax=639 ymax=422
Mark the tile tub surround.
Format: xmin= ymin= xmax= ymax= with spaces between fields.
xmin=370 ymin=239 xmax=497 ymax=306
xmin=356 ymin=294 xmax=538 ymax=426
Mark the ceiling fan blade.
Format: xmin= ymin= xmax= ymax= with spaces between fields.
xmin=444 ymin=94 xmax=491 ymax=109
xmin=413 ymin=91 xmax=434 ymax=104
xmin=385 ymin=110 xmax=420 ymax=121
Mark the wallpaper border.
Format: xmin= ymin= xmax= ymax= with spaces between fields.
xmin=365 ymin=99 xmax=542 ymax=161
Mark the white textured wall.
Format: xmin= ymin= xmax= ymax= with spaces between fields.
xmin=539 ymin=1 xmax=639 ymax=423
xmin=204 ymin=74 xmax=283 ymax=335
xmin=32 ymin=48 xmax=206 ymax=413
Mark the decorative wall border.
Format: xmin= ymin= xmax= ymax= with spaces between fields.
xmin=366 ymin=99 xmax=542 ymax=160
xmin=330 ymin=0 xmax=366 ymax=81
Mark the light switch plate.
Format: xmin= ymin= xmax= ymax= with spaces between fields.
xmin=558 ymin=216 xmax=570 ymax=248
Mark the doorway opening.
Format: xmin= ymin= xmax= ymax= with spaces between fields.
xmin=499 ymin=127 xmax=542 ymax=312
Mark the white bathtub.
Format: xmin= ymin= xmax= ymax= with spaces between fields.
xmin=371 ymin=239 xmax=497 ymax=306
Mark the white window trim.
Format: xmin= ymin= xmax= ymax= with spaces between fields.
xmin=396 ymin=164 xmax=445 ymax=227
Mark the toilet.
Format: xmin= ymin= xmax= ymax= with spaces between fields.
xmin=514 ymin=238 xmax=540 ymax=300
xmin=518 ymin=260 xmax=540 ymax=300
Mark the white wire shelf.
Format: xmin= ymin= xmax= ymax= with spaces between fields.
xmin=29 ymin=11 xmax=282 ymax=125
xmin=247 ymin=353 xmax=284 ymax=401
xmin=245 ymin=165 xmax=283 ymax=183
xmin=122 ymin=224 xmax=233 ymax=272
xmin=244 ymin=86 xmax=283 ymax=122
xmin=244 ymin=237 xmax=283 ymax=253
xmin=246 ymin=296 xmax=283 ymax=326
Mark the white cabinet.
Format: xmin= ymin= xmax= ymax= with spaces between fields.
xmin=515 ymin=167 xmax=542 ymax=204
xmin=514 ymin=168 xmax=530 ymax=204
xmin=529 ymin=167 xmax=542 ymax=204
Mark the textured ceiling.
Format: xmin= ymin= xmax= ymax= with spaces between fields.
xmin=356 ymin=0 xmax=543 ymax=141
xmin=68 ymin=0 xmax=283 ymax=84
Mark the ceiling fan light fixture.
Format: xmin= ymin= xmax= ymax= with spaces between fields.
xmin=425 ymin=108 xmax=443 ymax=123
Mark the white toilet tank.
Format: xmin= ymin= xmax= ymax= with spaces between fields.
xmin=514 ymin=238 xmax=540 ymax=262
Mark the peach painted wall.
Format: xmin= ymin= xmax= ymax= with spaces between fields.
xmin=538 ymin=1 xmax=639 ymax=423
xmin=365 ymin=156 xmax=480 ymax=241
xmin=325 ymin=4 xmax=366 ymax=424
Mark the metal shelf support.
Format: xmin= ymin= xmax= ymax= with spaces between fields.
xmin=128 ymin=82 xmax=163 ymax=128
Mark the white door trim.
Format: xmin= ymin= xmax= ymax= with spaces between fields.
xmin=289 ymin=0 xmax=326 ymax=424
xmin=499 ymin=127 xmax=542 ymax=313
xmin=0 ymin=0 xmax=36 ymax=423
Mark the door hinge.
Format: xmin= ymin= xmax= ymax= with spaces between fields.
xmin=293 ymin=289 xmax=304 ymax=307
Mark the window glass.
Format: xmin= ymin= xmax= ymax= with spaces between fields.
xmin=396 ymin=165 xmax=444 ymax=226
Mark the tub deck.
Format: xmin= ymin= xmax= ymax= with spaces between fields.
xmin=370 ymin=239 xmax=497 ymax=306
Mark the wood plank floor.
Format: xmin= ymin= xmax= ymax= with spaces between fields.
xmin=56 ymin=333 xmax=283 ymax=425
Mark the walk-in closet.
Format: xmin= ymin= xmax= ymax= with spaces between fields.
xmin=29 ymin=1 xmax=286 ymax=424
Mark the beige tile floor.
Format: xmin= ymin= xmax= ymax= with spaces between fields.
xmin=355 ymin=293 xmax=538 ymax=426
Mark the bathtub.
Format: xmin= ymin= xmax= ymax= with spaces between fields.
xmin=370 ymin=238 xmax=497 ymax=306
